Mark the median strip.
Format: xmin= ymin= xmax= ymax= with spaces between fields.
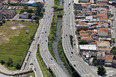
xmin=48 ymin=0 xmax=64 ymax=59
xmin=58 ymin=39 xmax=79 ymax=77
xmin=36 ymin=45 xmax=53 ymax=77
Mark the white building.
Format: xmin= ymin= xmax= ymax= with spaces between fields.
xmin=27 ymin=0 xmax=44 ymax=6
xmin=79 ymin=44 xmax=97 ymax=51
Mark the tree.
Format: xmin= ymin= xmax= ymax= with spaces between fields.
xmin=0 ymin=21 xmax=3 ymax=26
xmin=111 ymin=38 xmax=115 ymax=43
xmin=28 ymin=13 xmax=32 ymax=19
xmin=112 ymin=47 xmax=116 ymax=55
xmin=36 ymin=20 xmax=39 ymax=23
xmin=27 ymin=9 xmax=33 ymax=13
xmin=0 ymin=60 xmax=5 ymax=65
xmin=24 ymin=6 xmax=28 ymax=9
xmin=79 ymin=40 xmax=88 ymax=44
xmin=7 ymin=62 xmax=10 ymax=66
xmin=20 ymin=10 xmax=25 ymax=14
xmin=34 ymin=16 xmax=40 ymax=20
xmin=7 ymin=58 xmax=13 ymax=66
xmin=2 ymin=19 xmax=5 ymax=23
xmin=97 ymin=65 xmax=106 ymax=76
xmin=16 ymin=63 xmax=21 ymax=70
xmin=92 ymin=57 xmax=97 ymax=66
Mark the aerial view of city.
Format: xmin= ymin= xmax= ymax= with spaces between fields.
xmin=0 ymin=0 xmax=116 ymax=77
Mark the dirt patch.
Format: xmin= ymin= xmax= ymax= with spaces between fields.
xmin=11 ymin=26 xmax=17 ymax=30
xmin=0 ymin=21 xmax=26 ymax=45
xmin=18 ymin=24 xmax=25 ymax=28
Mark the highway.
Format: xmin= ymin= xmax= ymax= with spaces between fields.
xmin=20 ymin=1 xmax=50 ymax=77
xmin=39 ymin=0 xmax=69 ymax=77
xmin=62 ymin=0 xmax=98 ymax=77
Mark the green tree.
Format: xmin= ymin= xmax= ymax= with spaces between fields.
xmin=16 ymin=63 xmax=21 ymax=70
xmin=79 ymin=40 xmax=88 ymax=44
xmin=34 ymin=16 xmax=40 ymax=20
xmin=0 ymin=21 xmax=3 ymax=26
xmin=92 ymin=57 xmax=97 ymax=66
xmin=36 ymin=20 xmax=39 ymax=23
xmin=20 ymin=10 xmax=25 ymax=14
xmin=2 ymin=19 xmax=5 ymax=23
xmin=28 ymin=13 xmax=32 ymax=19
xmin=112 ymin=47 xmax=116 ymax=55
xmin=0 ymin=60 xmax=5 ymax=65
xmin=7 ymin=58 xmax=13 ymax=66
xmin=24 ymin=6 xmax=28 ymax=9
xmin=27 ymin=9 xmax=33 ymax=13
xmin=97 ymin=65 xmax=106 ymax=76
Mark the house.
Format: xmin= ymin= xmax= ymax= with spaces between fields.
xmin=79 ymin=30 xmax=97 ymax=43
xmin=82 ymin=51 xmax=91 ymax=59
xmin=105 ymin=54 xmax=113 ymax=66
xmin=97 ymin=48 xmax=111 ymax=53
xmin=0 ymin=14 xmax=3 ymax=21
xmin=96 ymin=22 xmax=109 ymax=28
xmin=19 ymin=12 xmax=29 ymax=19
xmin=80 ymin=0 xmax=90 ymax=3
xmin=27 ymin=0 xmax=44 ymax=7
xmin=96 ymin=0 xmax=109 ymax=3
xmin=79 ymin=44 xmax=97 ymax=51
xmin=0 ymin=3 xmax=3 ymax=10
xmin=1 ymin=9 xmax=16 ymax=19
xmin=98 ymin=28 xmax=109 ymax=37
xmin=96 ymin=41 xmax=110 ymax=48
xmin=97 ymin=52 xmax=105 ymax=64
xmin=97 ymin=7 xmax=108 ymax=14
xmin=10 ymin=0 xmax=19 ymax=5
xmin=97 ymin=14 xmax=108 ymax=22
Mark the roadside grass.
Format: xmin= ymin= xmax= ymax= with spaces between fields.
xmin=48 ymin=0 xmax=64 ymax=59
xmin=0 ymin=21 xmax=38 ymax=70
xmin=58 ymin=39 xmax=79 ymax=77
xmin=30 ymin=70 xmax=35 ymax=77
xmin=36 ymin=45 xmax=53 ymax=77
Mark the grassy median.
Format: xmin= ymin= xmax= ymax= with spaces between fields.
xmin=48 ymin=0 xmax=64 ymax=59
xmin=36 ymin=45 xmax=53 ymax=77
xmin=58 ymin=39 xmax=79 ymax=77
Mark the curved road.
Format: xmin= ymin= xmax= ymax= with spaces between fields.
xmin=62 ymin=0 xmax=98 ymax=77
xmin=39 ymin=0 xmax=69 ymax=77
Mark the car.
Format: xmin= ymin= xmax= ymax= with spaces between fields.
xmin=34 ymin=68 xmax=36 ymax=71
xmin=28 ymin=53 xmax=31 ymax=56
xmin=51 ymin=58 xmax=53 ymax=60
xmin=71 ymin=52 xmax=73 ymax=54
xmin=30 ymin=63 xmax=33 ymax=65
xmin=68 ymin=2 xmax=71 ymax=5
xmin=70 ymin=56 xmax=72 ymax=58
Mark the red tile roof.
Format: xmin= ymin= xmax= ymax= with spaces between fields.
xmin=98 ymin=28 xmax=108 ymax=33
xmin=105 ymin=54 xmax=113 ymax=60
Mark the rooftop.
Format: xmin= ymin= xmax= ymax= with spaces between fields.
xmin=98 ymin=28 xmax=108 ymax=33
xmin=105 ymin=54 xmax=113 ymax=61
xmin=79 ymin=44 xmax=96 ymax=50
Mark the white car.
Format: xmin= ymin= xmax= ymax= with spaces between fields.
xmin=69 ymin=2 xmax=71 ymax=5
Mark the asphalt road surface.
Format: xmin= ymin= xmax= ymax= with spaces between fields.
xmin=39 ymin=0 xmax=69 ymax=77
xmin=62 ymin=0 xmax=98 ymax=77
